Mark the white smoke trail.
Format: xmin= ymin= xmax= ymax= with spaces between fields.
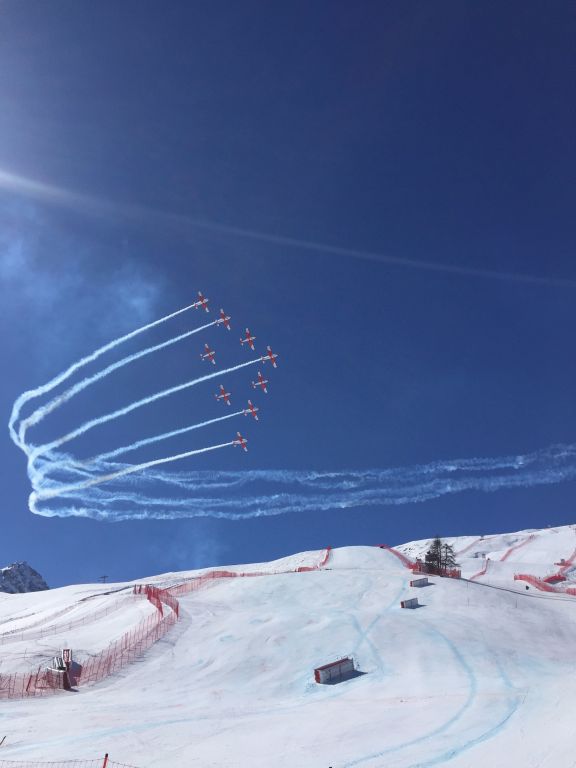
xmin=8 ymin=299 xmax=266 ymax=518
xmin=28 ymin=443 xmax=576 ymax=521
xmin=9 ymin=294 xmax=575 ymax=523
xmin=27 ymin=358 xmax=261 ymax=468
xmin=32 ymin=441 xmax=236 ymax=502
xmin=9 ymin=299 xmax=203 ymax=448
xmin=37 ymin=409 xmax=247 ymax=480
xmin=17 ymin=320 xmax=216 ymax=445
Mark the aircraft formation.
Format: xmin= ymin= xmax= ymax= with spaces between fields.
xmin=10 ymin=289 xmax=284 ymax=518
xmin=193 ymin=291 xmax=278 ymax=453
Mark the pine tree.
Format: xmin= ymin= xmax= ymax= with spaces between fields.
xmin=424 ymin=536 xmax=443 ymax=573
xmin=424 ymin=537 xmax=458 ymax=574
xmin=441 ymin=542 xmax=457 ymax=570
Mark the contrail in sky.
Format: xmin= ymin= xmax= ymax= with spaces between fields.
xmin=8 ymin=296 xmax=264 ymax=518
xmin=28 ymin=444 xmax=576 ymax=521
xmin=38 ymin=409 xmax=247 ymax=480
xmin=2 ymin=166 xmax=575 ymax=289
xmin=8 ymin=297 xmax=205 ymax=449
xmin=27 ymin=358 xmax=260 ymax=469
xmin=9 ymin=294 xmax=576 ymax=523
xmin=17 ymin=320 xmax=216 ymax=445
xmin=32 ymin=441 xmax=236 ymax=502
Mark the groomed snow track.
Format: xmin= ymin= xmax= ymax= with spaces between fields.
xmin=2 ymin=533 xmax=576 ymax=767
xmin=0 ymin=549 xmax=332 ymax=700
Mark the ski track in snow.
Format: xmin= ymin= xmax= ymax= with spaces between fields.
xmin=2 ymin=534 xmax=576 ymax=766
xmin=343 ymin=615 xmax=521 ymax=768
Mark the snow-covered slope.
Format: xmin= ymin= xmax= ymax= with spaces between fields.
xmin=0 ymin=561 xmax=49 ymax=594
xmin=397 ymin=524 xmax=576 ymax=587
xmin=1 ymin=528 xmax=576 ymax=768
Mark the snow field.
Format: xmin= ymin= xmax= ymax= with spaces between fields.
xmin=399 ymin=525 xmax=576 ymax=589
xmin=1 ymin=532 xmax=576 ymax=767
xmin=0 ymin=597 xmax=157 ymax=673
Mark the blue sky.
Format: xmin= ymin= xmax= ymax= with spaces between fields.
xmin=1 ymin=1 xmax=575 ymax=586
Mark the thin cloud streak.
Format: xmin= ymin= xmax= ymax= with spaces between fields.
xmin=1 ymin=166 xmax=575 ymax=289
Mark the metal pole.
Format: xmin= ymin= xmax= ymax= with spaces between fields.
xmin=102 ymin=753 xmax=109 ymax=767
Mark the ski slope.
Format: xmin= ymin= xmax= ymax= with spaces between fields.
xmin=1 ymin=527 xmax=576 ymax=767
xmin=397 ymin=524 xmax=576 ymax=588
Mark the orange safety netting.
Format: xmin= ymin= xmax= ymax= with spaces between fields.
xmin=500 ymin=534 xmax=536 ymax=562
xmin=514 ymin=573 xmax=576 ymax=596
xmin=1 ymin=548 xmax=331 ymax=701
xmin=0 ymin=596 xmax=131 ymax=646
xmin=375 ymin=544 xmax=414 ymax=569
xmin=0 ymin=758 xmax=139 ymax=768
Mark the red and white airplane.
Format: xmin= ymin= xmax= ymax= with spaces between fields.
xmin=243 ymin=399 xmax=259 ymax=421
xmin=214 ymin=384 xmax=231 ymax=406
xmin=193 ymin=291 xmax=210 ymax=313
xmin=251 ymin=371 xmax=268 ymax=394
xmin=216 ymin=308 xmax=231 ymax=330
xmin=200 ymin=343 xmax=216 ymax=365
xmin=233 ymin=431 xmax=248 ymax=452
xmin=261 ymin=345 xmax=278 ymax=368
xmin=240 ymin=328 xmax=256 ymax=351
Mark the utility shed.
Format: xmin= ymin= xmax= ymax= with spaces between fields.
xmin=314 ymin=657 xmax=355 ymax=684
xmin=410 ymin=577 xmax=429 ymax=587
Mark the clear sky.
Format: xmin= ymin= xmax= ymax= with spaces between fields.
xmin=1 ymin=1 xmax=575 ymax=587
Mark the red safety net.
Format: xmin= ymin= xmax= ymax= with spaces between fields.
xmin=514 ymin=574 xmax=560 ymax=592
xmin=376 ymin=544 xmax=414 ymax=569
xmin=411 ymin=561 xmax=461 ymax=579
xmin=455 ymin=536 xmax=487 ymax=556
xmin=75 ymin=609 xmax=177 ymax=686
xmin=469 ymin=559 xmax=490 ymax=581
xmin=0 ymin=758 xmax=139 ymax=768
xmin=2 ymin=548 xmax=331 ymax=701
xmin=0 ymin=761 xmax=106 ymax=768
xmin=165 ymin=547 xmax=332 ymax=595
xmin=512 ymin=537 xmax=576 ymax=595
xmin=500 ymin=534 xmax=535 ymax=562
xmin=376 ymin=545 xmax=461 ymax=579
xmin=0 ymin=596 xmax=131 ymax=646
xmin=0 ymin=668 xmax=67 ymax=700
xmin=543 ymin=574 xmax=566 ymax=584
xmin=557 ymin=544 xmax=576 ymax=575
xmin=514 ymin=573 xmax=576 ymax=596
xmin=296 ymin=546 xmax=332 ymax=572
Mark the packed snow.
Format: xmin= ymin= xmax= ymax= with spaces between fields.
xmin=1 ymin=526 xmax=576 ymax=767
